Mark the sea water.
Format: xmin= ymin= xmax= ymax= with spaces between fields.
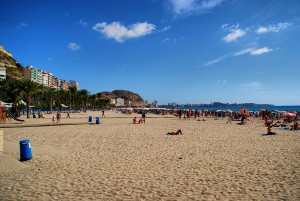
xmin=179 ymin=105 xmax=300 ymax=112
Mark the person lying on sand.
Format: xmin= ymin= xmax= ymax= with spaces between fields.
xmin=167 ymin=129 xmax=183 ymax=135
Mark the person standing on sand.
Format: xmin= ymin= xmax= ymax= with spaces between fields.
xmin=102 ymin=110 xmax=105 ymax=118
xmin=142 ymin=112 xmax=146 ymax=123
xmin=56 ymin=111 xmax=61 ymax=123
xmin=178 ymin=110 xmax=182 ymax=119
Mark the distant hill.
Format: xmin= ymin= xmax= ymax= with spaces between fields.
xmin=98 ymin=90 xmax=145 ymax=106
xmin=0 ymin=50 xmax=24 ymax=80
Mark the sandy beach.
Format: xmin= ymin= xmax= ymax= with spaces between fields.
xmin=0 ymin=110 xmax=299 ymax=200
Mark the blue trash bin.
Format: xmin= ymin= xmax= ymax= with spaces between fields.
xmin=20 ymin=139 xmax=32 ymax=161
xmin=88 ymin=116 xmax=92 ymax=123
xmin=96 ymin=117 xmax=100 ymax=124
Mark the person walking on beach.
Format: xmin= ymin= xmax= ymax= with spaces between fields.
xmin=226 ymin=113 xmax=233 ymax=124
xmin=66 ymin=111 xmax=70 ymax=118
xmin=102 ymin=110 xmax=105 ymax=118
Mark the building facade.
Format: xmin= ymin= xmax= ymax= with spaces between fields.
xmin=23 ymin=65 xmax=78 ymax=91
xmin=116 ymin=98 xmax=125 ymax=106
xmin=24 ymin=66 xmax=38 ymax=82
xmin=69 ymin=80 xmax=79 ymax=89
xmin=0 ymin=67 xmax=6 ymax=81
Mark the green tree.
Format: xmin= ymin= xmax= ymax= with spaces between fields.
xmin=0 ymin=79 xmax=23 ymax=116
xmin=77 ymin=89 xmax=89 ymax=112
xmin=68 ymin=85 xmax=77 ymax=111
xmin=20 ymin=79 xmax=44 ymax=118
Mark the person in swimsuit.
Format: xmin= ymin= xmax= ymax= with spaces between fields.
xmin=167 ymin=129 xmax=183 ymax=135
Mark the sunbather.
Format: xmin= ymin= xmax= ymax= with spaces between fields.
xmin=167 ymin=129 xmax=183 ymax=135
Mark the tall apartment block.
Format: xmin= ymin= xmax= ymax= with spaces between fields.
xmin=24 ymin=66 xmax=77 ymax=91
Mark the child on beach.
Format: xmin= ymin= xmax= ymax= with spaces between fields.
xmin=138 ymin=118 xmax=144 ymax=124
xmin=56 ymin=111 xmax=61 ymax=123
xmin=133 ymin=117 xmax=137 ymax=124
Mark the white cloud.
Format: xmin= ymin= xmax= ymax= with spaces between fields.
xmin=92 ymin=21 xmax=156 ymax=42
xmin=233 ymin=48 xmax=255 ymax=56
xmin=169 ymin=0 xmax=225 ymax=15
xmin=161 ymin=26 xmax=171 ymax=32
xmin=240 ymin=82 xmax=265 ymax=92
xmin=78 ymin=19 xmax=88 ymax=26
xmin=256 ymin=22 xmax=292 ymax=34
xmin=205 ymin=46 xmax=274 ymax=66
xmin=223 ymin=28 xmax=246 ymax=42
xmin=250 ymin=47 xmax=273 ymax=55
xmin=68 ymin=43 xmax=81 ymax=51
xmin=205 ymin=54 xmax=229 ymax=66
xmin=217 ymin=79 xmax=227 ymax=84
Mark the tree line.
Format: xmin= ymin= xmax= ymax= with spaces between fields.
xmin=0 ymin=79 xmax=110 ymax=118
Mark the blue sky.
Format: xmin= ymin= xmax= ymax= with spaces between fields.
xmin=1 ymin=0 xmax=300 ymax=105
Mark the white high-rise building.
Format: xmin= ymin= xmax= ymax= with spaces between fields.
xmin=116 ymin=98 xmax=124 ymax=106
xmin=0 ymin=67 xmax=6 ymax=81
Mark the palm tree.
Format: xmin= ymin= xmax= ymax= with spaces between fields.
xmin=47 ymin=88 xmax=56 ymax=113
xmin=77 ymin=89 xmax=89 ymax=112
xmin=89 ymin=94 xmax=97 ymax=110
xmin=68 ymin=85 xmax=77 ymax=111
xmin=0 ymin=79 xmax=23 ymax=116
xmin=20 ymin=79 xmax=44 ymax=118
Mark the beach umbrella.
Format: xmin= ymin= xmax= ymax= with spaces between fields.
xmin=288 ymin=113 xmax=296 ymax=117
xmin=240 ymin=108 xmax=250 ymax=117
xmin=226 ymin=109 xmax=233 ymax=113
xmin=290 ymin=111 xmax=297 ymax=115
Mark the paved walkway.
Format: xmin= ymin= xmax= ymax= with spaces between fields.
xmin=0 ymin=122 xmax=92 ymax=128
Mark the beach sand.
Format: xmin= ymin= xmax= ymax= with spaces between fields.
xmin=0 ymin=111 xmax=299 ymax=200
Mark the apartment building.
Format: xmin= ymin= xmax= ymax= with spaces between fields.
xmin=61 ymin=80 xmax=70 ymax=91
xmin=116 ymin=98 xmax=125 ymax=106
xmin=55 ymin=77 xmax=61 ymax=90
xmin=69 ymin=80 xmax=79 ymax=89
xmin=42 ymin=71 xmax=49 ymax=87
xmin=0 ymin=67 xmax=6 ymax=81
xmin=24 ymin=66 xmax=38 ymax=82
xmin=23 ymin=65 xmax=77 ymax=91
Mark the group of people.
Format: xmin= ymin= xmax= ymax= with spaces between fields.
xmin=132 ymin=112 xmax=146 ymax=124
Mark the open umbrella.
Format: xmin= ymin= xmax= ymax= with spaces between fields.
xmin=288 ymin=113 xmax=296 ymax=117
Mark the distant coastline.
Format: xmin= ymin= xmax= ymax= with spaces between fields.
xmin=160 ymin=102 xmax=274 ymax=108
xmin=159 ymin=103 xmax=300 ymax=112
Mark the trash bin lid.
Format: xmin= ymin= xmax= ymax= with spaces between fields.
xmin=20 ymin=139 xmax=30 ymax=144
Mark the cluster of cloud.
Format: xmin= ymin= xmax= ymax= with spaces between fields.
xmin=92 ymin=21 xmax=156 ymax=42
xmin=205 ymin=21 xmax=293 ymax=65
xmin=222 ymin=22 xmax=292 ymax=43
xmin=68 ymin=43 xmax=81 ymax=51
xmin=169 ymin=0 xmax=225 ymax=16
xmin=256 ymin=22 xmax=292 ymax=34
xmin=77 ymin=19 xmax=88 ymax=26
xmin=223 ymin=29 xmax=246 ymax=42
xmin=205 ymin=47 xmax=273 ymax=66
